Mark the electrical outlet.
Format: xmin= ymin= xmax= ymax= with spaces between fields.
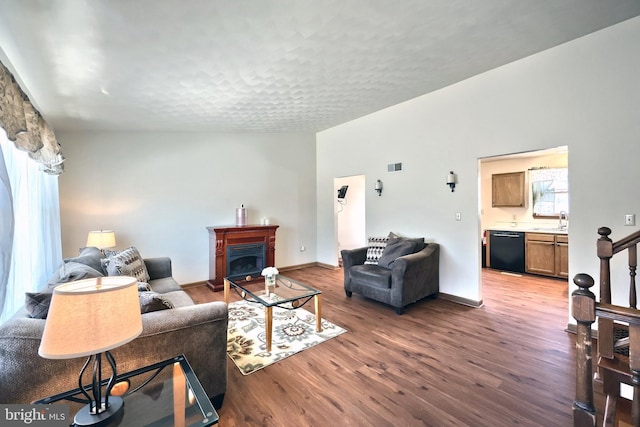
xmin=300 ymin=245 xmax=306 ymax=252
xmin=455 ymin=212 xmax=461 ymax=221
xmin=625 ymin=214 xmax=636 ymax=226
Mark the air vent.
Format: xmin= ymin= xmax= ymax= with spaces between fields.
xmin=387 ymin=162 xmax=402 ymax=172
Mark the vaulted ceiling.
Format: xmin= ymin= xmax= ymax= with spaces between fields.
xmin=1 ymin=1 xmax=639 ymax=133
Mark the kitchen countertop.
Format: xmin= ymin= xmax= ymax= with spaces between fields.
xmin=486 ymin=226 xmax=568 ymax=235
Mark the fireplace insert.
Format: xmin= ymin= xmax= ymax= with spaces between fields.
xmin=226 ymin=243 xmax=266 ymax=277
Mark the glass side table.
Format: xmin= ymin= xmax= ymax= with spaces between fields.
xmin=34 ymin=354 xmax=218 ymax=426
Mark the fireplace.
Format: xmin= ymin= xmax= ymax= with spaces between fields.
xmin=206 ymin=224 xmax=278 ymax=291
xmin=226 ymin=243 xmax=265 ymax=277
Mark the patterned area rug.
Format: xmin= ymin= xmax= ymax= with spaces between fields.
xmin=226 ymin=299 xmax=347 ymax=375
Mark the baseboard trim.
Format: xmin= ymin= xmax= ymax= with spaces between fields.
xmin=183 ymin=262 xmax=338 ymax=289
xmin=439 ymin=293 xmax=484 ymax=308
xmin=180 ymin=280 xmax=208 ymax=289
xmin=278 ymin=262 xmax=338 ymax=272
xmin=315 ymin=262 xmax=340 ymax=270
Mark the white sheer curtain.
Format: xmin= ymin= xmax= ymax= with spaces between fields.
xmin=0 ymin=130 xmax=61 ymax=324
xmin=0 ymin=140 xmax=13 ymax=320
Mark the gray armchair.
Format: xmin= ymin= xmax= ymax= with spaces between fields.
xmin=341 ymin=241 xmax=439 ymax=314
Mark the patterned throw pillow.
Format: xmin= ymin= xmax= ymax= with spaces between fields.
xmin=364 ymin=236 xmax=390 ymax=265
xmin=104 ymin=246 xmax=150 ymax=282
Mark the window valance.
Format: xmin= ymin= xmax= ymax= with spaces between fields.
xmin=0 ymin=61 xmax=64 ymax=175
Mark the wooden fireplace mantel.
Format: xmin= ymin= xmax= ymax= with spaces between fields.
xmin=206 ymin=224 xmax=279 ymax=291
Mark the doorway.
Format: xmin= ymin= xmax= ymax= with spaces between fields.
xmin=334 ymin=175 xmax=366 ymax=265
xmin=478 ymin=146 xmax=569 ymax=295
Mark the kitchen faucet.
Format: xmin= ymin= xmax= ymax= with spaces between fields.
xmin=558 ymin=211 xmax=568 ymax=230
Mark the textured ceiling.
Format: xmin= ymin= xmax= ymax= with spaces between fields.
xmin=0 ymin=0 xmax=639 ymax=133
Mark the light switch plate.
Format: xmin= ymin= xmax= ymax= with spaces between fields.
xmin=625 ymin=214 xmax=636 ymax=226
xmin=455 ymin=212 xmax=461 ymax=221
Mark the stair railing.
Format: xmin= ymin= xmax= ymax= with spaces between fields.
xmin=573 ymin=227 xmax=640 ymax=427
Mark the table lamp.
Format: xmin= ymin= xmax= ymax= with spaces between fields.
xmin=39 ymin=276 xmax=142 ymax=426
xmin=86 ymin=230 xmax=116 ymax=249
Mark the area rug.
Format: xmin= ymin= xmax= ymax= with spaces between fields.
xmin=226 ymin=299 xmax=347 ymax=375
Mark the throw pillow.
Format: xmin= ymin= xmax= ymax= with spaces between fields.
xmin=377 ymin=240 xmax=417 ymax=269
xmin=137 ymin=282 xmax=152 ymax=292
xmin=25 ymin=291 xmax=53 ymax=319
xmin=78 ymin=246 xmax=107 ymax=257
xmin=138 ymin=291 xmax=174 ymax=314
xmin=63 ymin=254 xmax=105 ymax=274
xmin=364 ymin=236 xmax=389 ymax=265
xmin=388 ymin=232 xmax=425 ymax=250
xmin=46 ymin=261 xmax=105 ymax=287
xmin=104 ymin=246 xmax=150 ymax=283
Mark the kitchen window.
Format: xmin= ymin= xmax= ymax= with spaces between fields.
xmin=530 ymin=167 xmax=568 ymax=218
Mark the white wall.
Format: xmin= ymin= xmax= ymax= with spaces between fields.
xmin=317 ymin=17 xmax=640 ymax=306
xmin=58 ymin=131 xmax=317 ymax=284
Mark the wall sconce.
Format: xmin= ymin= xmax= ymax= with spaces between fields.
xmin=375 ymin=179 xmax=383 ymax=196
xmin=446 ymin=171 xmax=456 ymax=192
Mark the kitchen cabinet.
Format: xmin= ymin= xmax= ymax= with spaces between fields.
xmin=492 ymin=171 xmax=525 ymax=207
xmin=555 ymin=235 xmax=569 ymax=278
xmin=525 ymin=232 xmax=568 ymax=278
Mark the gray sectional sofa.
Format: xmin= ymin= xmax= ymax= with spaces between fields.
xmin=0 ymin=249 xmax=228 ymax=409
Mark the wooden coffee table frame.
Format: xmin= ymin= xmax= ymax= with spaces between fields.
xmin=224 ymin=275 xmax=322 ymax=352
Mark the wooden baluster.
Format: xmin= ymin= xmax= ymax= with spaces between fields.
xmin=630 ymin=244 xmax=638 ymax=309
xmin=598 ymin=227 xmax=615 ymax=361
xmin=572 ymin=273 xmax=597 ymax=427
xmin=626 ymin=242 xmax=639 ymax=425
xmin=598 ymin=227 xmax=614 ymax=303
xmin=629 ymin=324 xmax=640 ymax=426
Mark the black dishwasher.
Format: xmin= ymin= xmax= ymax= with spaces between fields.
xmin=489 ymin=230 xmax=525 ymax=273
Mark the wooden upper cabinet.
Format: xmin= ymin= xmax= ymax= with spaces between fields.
xmin=492 ymin=171 xmax=525 ymax=207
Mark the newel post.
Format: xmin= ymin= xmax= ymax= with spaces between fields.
xmin=572 ymin=273 xmax=597 ymax=427
xmin=597 ymin=227 xmax=615 ymax=362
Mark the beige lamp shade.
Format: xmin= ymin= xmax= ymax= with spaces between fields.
xmin=39 ymin=276 xmax=142 ymax=359
xmin=86 ymin=230 xmax=116 ymax=249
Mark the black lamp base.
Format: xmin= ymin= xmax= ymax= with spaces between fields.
xmin=74 ymin=396 xmax=124 ymax=427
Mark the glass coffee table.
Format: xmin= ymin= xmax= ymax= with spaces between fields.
xmin=224 ymin=274 xmax=322 ymax=352
xmin=34 ymin=354 xmax=218 ymax=426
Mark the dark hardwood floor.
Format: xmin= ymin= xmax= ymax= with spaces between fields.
xmin=185 ymin=267 xmax=575 ymax=426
